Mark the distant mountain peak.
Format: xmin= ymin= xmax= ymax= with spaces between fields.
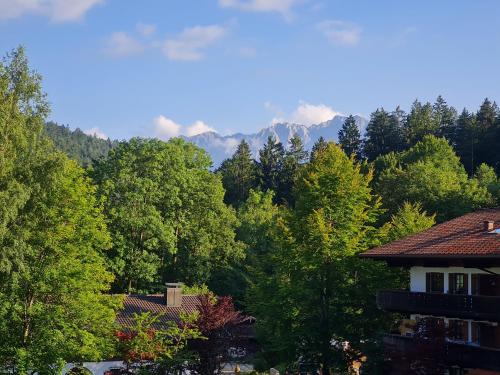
xmin=184 ymin=114 xmax=368 ymax=167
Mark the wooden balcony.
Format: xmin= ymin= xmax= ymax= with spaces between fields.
xmin=377 ymin=290 xmax=500 ymax=322
xmin=383 ymin=334 xmax=500 ymax=372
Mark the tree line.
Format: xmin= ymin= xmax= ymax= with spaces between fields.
xmin=2 ymin=46 xmax=500 ymax=374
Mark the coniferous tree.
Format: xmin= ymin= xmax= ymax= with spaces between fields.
xmin=404 ymin=100 xmax=439 ymax=146
xmin=433 ymin=95 xmax=457 ymax=141
xmin=217 ymin=140 xmax=258 ymax=207
xmin=338 ymin=115 xmax=362 ymax=159
xmin=280 ymin=135 xmax=309 ymax=205
xmin=363 ymin=108 xmax=403 ymax=161
xmin=476 ymin=98 xmax=499 ymax=170
xmin=454 ymin=109 xmax=477 ymax=174
xmin=310 ymin=136 xmax=328 ymax=161
xmin=257 ymin=136 xmax=285 ymax=197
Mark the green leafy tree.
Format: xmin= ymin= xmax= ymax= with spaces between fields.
xmin=374 ymin=135 xmax=493 ymax=222
xmin=475 ymin=163 xmax=500 ymax=204
xmin=92 ymin=138 xmax=243 ymax=292
xmin=247 ymin=143 xmax=405 ymax=373
xmin=338 ymin=115 xmax=362 ymax=159
xmin=0 ymin=47 xmax=119 ymax=374
xmin=217 ymin=140 xmax=258 ymax=207
xmin=115 ymin=311 xmax=201 ymax=373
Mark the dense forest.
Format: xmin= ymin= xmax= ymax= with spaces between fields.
xmin=44 ymin=121 xmax=118 ymax=166
xmin=1 ymin=46 xmax=500 ymax=374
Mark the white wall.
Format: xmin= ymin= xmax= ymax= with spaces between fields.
xmin=410 ymin=266 xmax=500 ymax=294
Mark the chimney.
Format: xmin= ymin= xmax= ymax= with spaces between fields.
xmin=165 ymin=282 xmax=183 ymax=307
xmin=484 ymin=220 xmax=495 ymax=232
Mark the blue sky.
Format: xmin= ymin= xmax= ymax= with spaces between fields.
xmin=1 ymin=0 xmax=500 ymax=140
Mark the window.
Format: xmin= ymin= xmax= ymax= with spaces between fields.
xmin=449 ymin=273 xmax=468 ymax=294
xmin=448 ymin=320 xmax=468 ymax=342
xmin=448 ymin=367 xmax=464 ymax=375
xmin=426 ymin=272 xmax=444 ymax=293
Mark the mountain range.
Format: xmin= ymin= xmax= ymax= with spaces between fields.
xmin=183 ymin=114 xmax=368 ymax=166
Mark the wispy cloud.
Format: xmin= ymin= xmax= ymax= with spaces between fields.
xmin=317 ymin=20 xmax=362 ymax=46
xmin=266 ymin=100 xmax=341 ymax=126
xmin=219 ymin=0 xmax=301 ymax=19
xmin=154 ymin=115 xmax=216 ymax=139
xmin=136 ymin=22 xmax=156 ymax=37
xmin=0 ymin=0 xmax=103 ymax=22
xmin=162 ymin=25 xmax=227 ymax=61
xmin=104 ymin=32 xmax=144 ymax=57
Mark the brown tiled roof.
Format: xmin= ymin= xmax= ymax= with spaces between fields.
xmin=117 ymin=294 xmax=201 ymax=329
xmin=361 ymin=208 xmax=500 ymax=259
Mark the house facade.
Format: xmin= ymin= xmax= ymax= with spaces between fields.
xmin=361 ymin=209 xmax=500 ymax=375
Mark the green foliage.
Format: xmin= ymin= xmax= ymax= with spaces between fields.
xmin=44 ymin=122 xmax=117 ymax=167
xmin=475 ymin=163 xmax=500 ymax=204
xmin=338 ymin=114 xmax=362 ymax=159
xmin=246 ymin=143 xmax=403 ymax=373
xmin=363 ymin=108 xmax=404 ymax=161
xmin=378 ymin=202 xmax=436 ymax=244
xmin=280 ymin=135 xmax=308 ymax=205
xmin=258 ymin=136 xmax=285 ymax=200
xmin=92 ymin=138 xmax=243 ymax=292
xmin=0 ymin=46 xmax=119 ymax=374
xmin=374 ymin=135 xmax=493 ymax=222
xmin=115 ymin=311 xmax=201 ymax=371
xmin=217 ymin=140 xmax=258 ymax=207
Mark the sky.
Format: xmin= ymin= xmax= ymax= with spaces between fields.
xmin=1 ymin=0 xmax=500 ymax=140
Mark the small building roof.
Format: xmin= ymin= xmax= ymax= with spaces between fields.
xmin=361 ymin=208 xmax=500 ymax=265
xmin=117 ymin=294 xmax=201 ymax=329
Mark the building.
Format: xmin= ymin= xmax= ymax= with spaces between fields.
xmin=361 ymin=208 xmax=500 ymax=375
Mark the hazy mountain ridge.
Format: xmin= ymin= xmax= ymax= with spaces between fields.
xmin=184 ymin=114 xmax=368 ymax=166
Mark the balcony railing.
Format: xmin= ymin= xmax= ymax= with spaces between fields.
xmin=377 ymin=290 xmax=500 ymax=322
xmin=384 ymin=334 xmax=500 ymax=371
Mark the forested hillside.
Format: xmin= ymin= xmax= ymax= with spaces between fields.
xmin=44 ymin=121 xmax=118 ymax=166
xmin=2 ymin=47 xmax=500 ymax=374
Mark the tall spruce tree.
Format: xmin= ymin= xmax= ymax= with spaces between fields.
xmin=433 ymin=95 xmax=457 ymax=141
xmin=280 ymin=135 xmax=309 ymax=205
xmin=257 ymin=136 xmax=285 ymax=197
xmin=454 ymin=108 xmax=477 ymax=174
xmin=310 ymin=136 xmax=328 ymax=161
xmin=363 ymin=108 xmax=403 ymax=161
xmin=404 ymin=100 xmax=440 ymax=146
xmin=338 ymin=115 xmax=362 ymax=159
xmin=217 ymin=140 xmax=258 ymax=207
xmin=476 ymin=98 xmax=499 ymax=170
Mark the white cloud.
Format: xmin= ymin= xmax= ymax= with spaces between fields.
xmin=317 ymin=20 xmax=362 ymax=46
xmin=219 ymin=0 xmax=301 ymax=18
xmin=0 ymin=0 xmax=103 ymax=22
xmin=84 ymin=127 xmax=107 ymax=139
xmin=104 ymin=32 xmax=144 ymax=57
xmin=266 ymin=101 xmax=341 ymax=126
xmin=154 ymin=116 xmax=216 ymax=140
xmin=154 ymin=115 xmax=182 ymax=139
xmin=162 ymin=25 xmax=227 ymax=61
xmin=136 ymin=22 xmax=156 ymax=37
xmin=186 ymin=121 xmax=216 ymax=136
